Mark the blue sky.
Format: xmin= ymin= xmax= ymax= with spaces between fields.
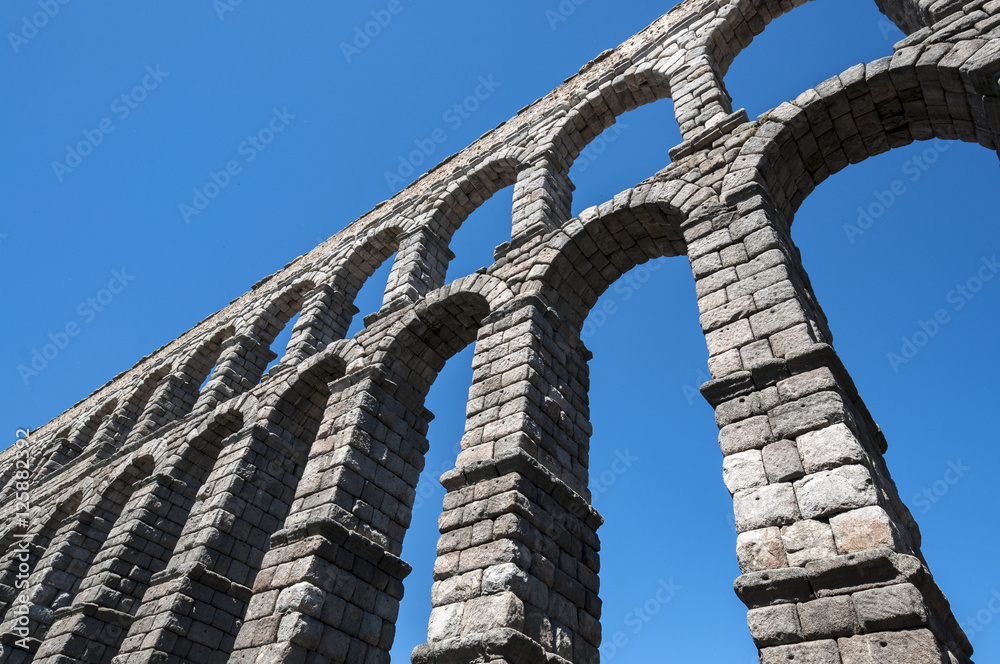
xmin=2 ymin=1 xmax=999 ymax=662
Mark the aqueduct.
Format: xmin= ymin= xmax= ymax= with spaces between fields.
xmin=3 ymin=0 xmax=1000 ymax=661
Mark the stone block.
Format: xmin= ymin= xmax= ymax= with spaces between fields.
xmin=427 ymin=603 xmax=463 ymax=642
xmin=734 ymin=483 xmax=801 ymax=531
xmin=794 ymin=465 xmax=877 ymax=519
xmin=459 ymin=592 xmax=524 ymax=635
xmin=852 ymin=583 xmax=928 ymax=631
xmin=797 ymin=423 xmax=866 ymax=473
xmin=275 ymin=582 xmax=325 ymax=620
xmin=762 ymin=440 xmax=805 ymax=483
xmin=747 ymin=604 xmax=802 ymax=646
xmin=723 ymin=449 xmax=767 ymax=493
xmin=736 ymin=527 xmax=788 ymax=572
xmin=781 ymin=519 xmax=837 ymax=567
xmin=838 ymin=629 xmax=946 ymax=663
xmin=719 ymin=415 xmax=774 ymax=455
xmin=797 ymin=596 xmax=859 ymax=639
xmin=760 ymin=640 xmax=842 ymax=664
xmin=830 ymin=506 xmax=897 ymax=554
xmin=770 ymin=392 xmax=847 ymax=439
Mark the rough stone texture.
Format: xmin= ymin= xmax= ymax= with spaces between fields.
xmin=761 ymin=639 xmax=842 ymax=664
xmin=781 ymin=520 xmax=838 ymax=567
xmin=736 ymin=527 xmax=788 ymax=573
xmin=0 ymin=0 xmax=993 ymax=662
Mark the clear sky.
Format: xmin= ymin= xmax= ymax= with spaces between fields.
xmin=2 ymin=1 xmax=999 ymax=662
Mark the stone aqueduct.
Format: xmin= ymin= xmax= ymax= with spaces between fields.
xmin=2 ymin=0 xmax=999 ymax=661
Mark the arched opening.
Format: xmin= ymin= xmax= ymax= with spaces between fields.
xmin=226 ymin=283 xmax=499 ymax=663
xmin=722 ymin=0 xmax=901 ymax=120
xmin=568 ymin=99 xmax=681 ymax=217
xmin=335 ymin=224 xmax=403 ymax=338
xmin=787 ymin=138 xmax=1000 ymax=660
xmin=0 ymin=492 xmax=82 ymax=621
xmin=389 ymin=341 xmax=475 ymax=662
xmin=263 ymin=309 xmax=301 ymax=375
xmin=582 ymin=256 xmax=759 ymax=661
xmin=0 ymin=455 xmax=154 ymax=653
xmin=444 ymin=185 xmax=515 ymax=281
xmin=346 ymin=254 xmax=396 ymax=338
xmin=116 ymin=365 xmax=171 ymax=446
xmin=185 ymin=327 xmax=234 ymax=414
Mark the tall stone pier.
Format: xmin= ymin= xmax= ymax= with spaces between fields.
xmin=3 ymin=0 xmax=999 ymax=662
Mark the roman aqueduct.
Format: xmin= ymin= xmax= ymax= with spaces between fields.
xmin=2 ymin=0 xmax=999 ymax=661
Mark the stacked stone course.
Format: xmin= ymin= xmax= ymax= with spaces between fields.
xmin=2 ymin=0 xmax=998 ymax=661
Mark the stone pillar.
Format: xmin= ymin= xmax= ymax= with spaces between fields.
xmin=111 ymin=422 xmax=307 ymax=664
xmin=0 ymin=462 xmax=151 ymax=663
xmin=123 ymin=374 xmax=192 ymax=446
xmin=380 ymin=227 xmax=456 ymax=311
xmin=283 ymin=284 xmax=356 ymax=363
xmin=511 ymin=155 xmax=573 ymax=245
xmin=228 ymin=365 xmax=433 ymax=664
xmin=0 ymin=499 xmax=80 ymax=625
xmin=670 ymin=54 xmax=733 ymax=138
xmin=28 ymin=438 xmax=84 ymax=485
xmin=689 ymin=192 xmax=971 ymax=663
xmin=193 ymin=336 xmax=276 ymax=413
xmin=413 ymin=296 xmax=602 ymax=664
xmin=31 ymin=474 xmax=195 ymax=664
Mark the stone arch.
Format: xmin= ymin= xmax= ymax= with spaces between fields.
xmin=0 ymin=491 xmax=83 ymax=622
xmin=369 ymin=274 xmax=509 ymax=395
xmin=875 ymin=0 xmax=974 ymax=34
xmin=111 ymin=358 xmax=349 ymax=664
xmin=705 ymin=0 xmax=816 ymax=77
xmin=227 ymin=277 xmax=509 ymax=664
xmin=538 ymin=67 xmax=678 ymax=227
xmin=31 ymin=398 xmax=119 ymax=474
xmin=422 ymin=151 xmax=524 ymax=240
xmin=181 ymin=325 xmax=234 ymax=388
xmin=326 ymin=220 xmax=406 ymax=330
xmin=529 ymin=179 xmax=714 ymax=328
xmin=380 ymin=153 xmax=525 ymax=311
xmin=549 ymin=65 xmax=674 ymax=166
xmin=0 ymin=454 xmax=154 ymax=657
xmin=245 ymin=277 xmax=320 ymax=380
xmin=722 ymin=45 xmax=1000 ymax=224
xmin=33 ymin=410 xmax=250 ymax=664
xmin=111 ymin=363 xmax=172 ymax=447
